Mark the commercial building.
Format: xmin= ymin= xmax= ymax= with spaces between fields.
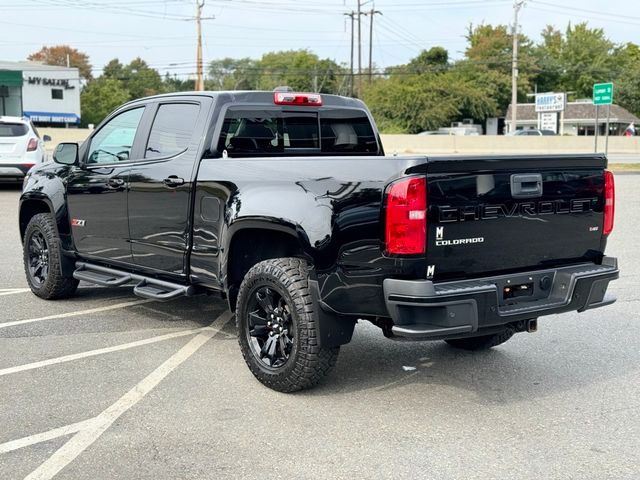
xmin=0 ymin=60 xmax=81 ymax=126
xmin=505 ymin=100 xmax=639 ymax=136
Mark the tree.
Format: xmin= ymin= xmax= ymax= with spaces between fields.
xmin=102 ymin=59 xmax=125 ymax=80
xmin=28 ymin=45 xmax=93 ymax=80
xmin=363 ymin=49 xmax=501 ymax=133
xmin=208 ymin=58 xmax=259 ymax=90
xmin=256 ymin=50 xmax=344 ymax=93
xmin=122 ymin=58 xmax=164 ymax=99
xmin=80 ymin=78 xmax=130 ymax=126
xmin=534 ymin=23 xmax=617 ymax=98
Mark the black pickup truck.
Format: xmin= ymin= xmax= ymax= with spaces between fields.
xmin=20 ymin=90 xmax=619 ymax=392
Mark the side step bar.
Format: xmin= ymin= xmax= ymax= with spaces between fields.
xmin=73 ymin=262 xmax=194 ymax=302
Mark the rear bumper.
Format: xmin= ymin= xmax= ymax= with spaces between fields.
xmin=383 ymin=257 xmax=619 ymax=340
xmin=0 ymin=163 xmax=33 ymax=182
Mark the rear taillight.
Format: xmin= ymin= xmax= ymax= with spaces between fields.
xmin=27 ymin=138 xmax=38 ymax=152
xmin=385 ymin=177 xmax=427 ymax=255
xmin=603 ymin=170 xmax=615 ymax=236
xmin=274 ymin=92 xmax=322 ymax=106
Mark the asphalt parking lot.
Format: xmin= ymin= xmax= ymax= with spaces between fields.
xmin=0 ymin=178 xmax=639 ymax=480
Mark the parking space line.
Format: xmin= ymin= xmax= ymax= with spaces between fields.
xmin=0 ymin=288 xmax=30 ymax=296
xmin=23 ymin=311 xmax=233 ymax=480
xmin=0 ymin=299 xmax=154 ymax=330
xmin=0 ymin=327 xmax=205 ymax=377
xmin=0 ymin=419 xmax=95 ymax=454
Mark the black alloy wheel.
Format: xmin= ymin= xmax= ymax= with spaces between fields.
xmin=245 ymin=286 xmax=295 ymax=369
xmin=235 ymin=257 xmax=339 ymax=392
xmin=23 ymin=213 xmax=79 ymax=300
xmin=27 ymin=230 xmax=50 ymax=288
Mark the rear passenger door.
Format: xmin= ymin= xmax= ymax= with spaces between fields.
xmin=127 ymin=98 xmax=210 ymax=276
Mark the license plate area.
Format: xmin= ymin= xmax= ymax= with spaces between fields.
xmin=496 ymin=272 xmax=555 ymax=306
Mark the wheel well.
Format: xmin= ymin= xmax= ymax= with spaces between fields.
xmin=19 ymin=200 xmax=52 ymax=241
xmin=226 ymin=229 xmax=306 ymax=311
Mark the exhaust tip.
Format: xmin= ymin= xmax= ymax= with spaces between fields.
xmin=526 ymin=319 xmax=538 ymax=333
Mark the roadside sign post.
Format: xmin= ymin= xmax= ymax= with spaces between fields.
xmin=594 ymin=105 xmax=599 ymax=153
xmin=593 ymin=82 xmax=614 ymax=154
xmin=535 ymin=93 xmax=565 ymax=134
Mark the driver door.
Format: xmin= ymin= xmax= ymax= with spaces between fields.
xmin=66 ymin=106 xmax=149 ymax=264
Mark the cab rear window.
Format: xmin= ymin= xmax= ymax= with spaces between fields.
xmin=0 ymin=123 xmax=28 ymax=137
xmin=217 ymin=108 xmax=378 ymax=156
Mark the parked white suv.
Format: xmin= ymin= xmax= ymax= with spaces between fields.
xmin=0 ymin=116 xmax=50 ymax=183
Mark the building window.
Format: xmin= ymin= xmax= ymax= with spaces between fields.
xmin=51 ymin=89 xmax=63 ymax=100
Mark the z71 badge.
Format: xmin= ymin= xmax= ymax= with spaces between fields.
xmin=71 ymin=219 xmax=86 ymax=227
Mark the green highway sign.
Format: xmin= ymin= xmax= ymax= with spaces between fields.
xmin=593 ymin=82 xmax=614 ymax=105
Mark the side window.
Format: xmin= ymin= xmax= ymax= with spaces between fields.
xmin=145 ymin=103 xmax=200 ymax=159
xmin=87 ymin=107 xmax=144 ymax=164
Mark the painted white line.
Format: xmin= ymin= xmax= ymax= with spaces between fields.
xmin=0 ymin=327 xmax=203 ymax=377
xmin=23 ymin=311 xmax=233 ymax=480
xmin=0 ymin=288 xmax=31 ymax=296
xmin=0 ymin=299 xmax=154 ymax=330
xmin=0 ymin=419 xmax=95 ymax=454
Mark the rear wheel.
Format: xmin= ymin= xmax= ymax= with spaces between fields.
xmin=445 ymin=328 xmax=514 ymax=351
xmin=236 ymin=257 xmax=339 ymax=392
xmin=23 ymin=213 xmax=79 ymax=300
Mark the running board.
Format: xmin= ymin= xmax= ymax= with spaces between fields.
xmin=73 ymin=262 xmax=194 ymax=301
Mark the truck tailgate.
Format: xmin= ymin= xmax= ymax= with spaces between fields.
xmin=425 ymin=155 xmax=609 ymax=281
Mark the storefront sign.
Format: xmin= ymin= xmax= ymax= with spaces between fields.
xmin=27 ymin=77 xmax=75 ymax=90
xmin=23 ymin=111 xmax=80 ymax=124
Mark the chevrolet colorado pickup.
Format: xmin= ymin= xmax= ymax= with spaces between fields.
xmin=20 ymin=90 xmax=619 ymax=392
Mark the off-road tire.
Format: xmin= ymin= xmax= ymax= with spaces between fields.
xmin=445 ymin=328 xmax=515 ymax=351
xmin=236 ymin=257 xmax=339 ymax=392
xmin=23 ymin=213 xmax=79 ymax=300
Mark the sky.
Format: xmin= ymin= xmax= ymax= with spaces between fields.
xmin=1 ymin=0 xmax=639 ymax=79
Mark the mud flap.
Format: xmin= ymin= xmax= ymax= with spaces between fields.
xmin=309 ymin=278 xmax=356 ymax=348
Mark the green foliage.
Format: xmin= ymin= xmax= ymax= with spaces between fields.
xmin=71 ymin=21 xmax=640 ymax=132
xmin=208 ymin=58 xmax=259 ymax=90
xmin=121 ymin=58 xmax=164 ymax=99
xmin=207 ymin=50 xmax=345 ymax=94
xmin=80 ymin=78 xmax=130 ymax=127
xmin=534 ymin=23 xmax=617 ymax=98
xmin=363 ymin=51 xmax=501 ymax=134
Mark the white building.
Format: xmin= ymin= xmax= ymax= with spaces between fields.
xmin=0 ymin=61 xmax=81 ymax=126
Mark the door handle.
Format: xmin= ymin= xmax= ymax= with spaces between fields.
xmin=163 ymin=176 xmax=185 ymax=188
xmin=107 ymin=178 xmax=125 ymax=188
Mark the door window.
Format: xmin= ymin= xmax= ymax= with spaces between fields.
xmin=145 ymin=103 xmax=200 ymax=159
xmin=87 ymin=107 xmax=144 ymax=164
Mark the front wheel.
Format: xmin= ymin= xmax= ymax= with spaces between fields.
xmin=23 ymin=213 xmax=79 ymax=300
xmin=236 ymin=258 xmax=339 ymax=392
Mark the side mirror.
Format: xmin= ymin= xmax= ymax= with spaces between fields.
xmin=53 ymin=143 xmax=79 ymax=166
xmin=43 ymin=135 xmax=52 ymax=142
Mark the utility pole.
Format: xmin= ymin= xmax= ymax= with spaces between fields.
xmin=344 ymin=11 xmax=356 ymax=96
xmin=195 ymin=0 xmax=205 ymax=91
xmin=357 ymin=0 xmax=362 ymax=97
xmin=367 ymin=9 xmax=382 ymax=83
xmin=510 ymin=0 xmax=525 ymax=133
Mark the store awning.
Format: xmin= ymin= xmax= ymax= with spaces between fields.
xmin=0 ymin=70 xmax=23 ymax=87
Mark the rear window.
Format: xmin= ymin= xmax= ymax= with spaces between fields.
xmin=0 ymin=122 xmax=28 ymax=137
xmin=217 ymin=108 xmax=378 ymax=156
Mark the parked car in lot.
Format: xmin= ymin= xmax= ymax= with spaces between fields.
xmin=19 ymin=90 xmax=619 ymax=392
xmin=0 ymin=116 xmax=50 ymax=183
xmin=508 ymin=129 xmax=557 ymax=136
